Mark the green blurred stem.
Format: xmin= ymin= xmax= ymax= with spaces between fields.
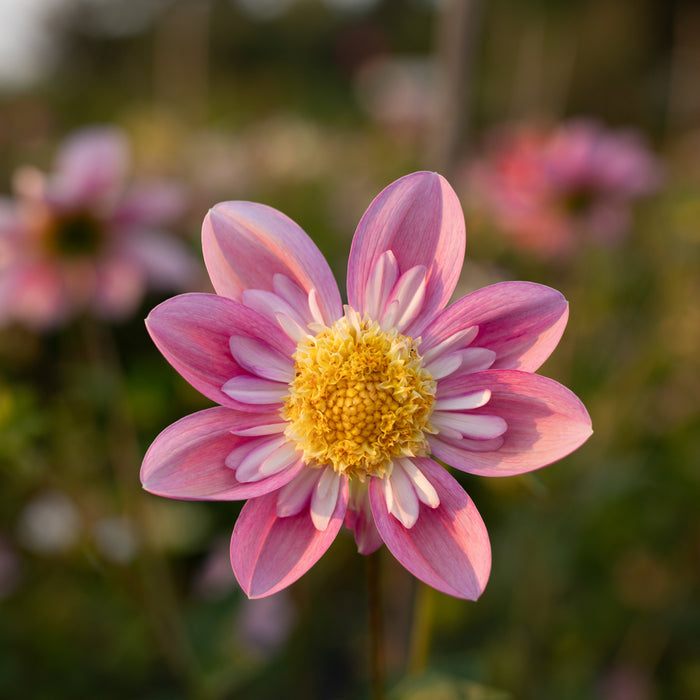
xmin=367 ymin=550 xmax=385 ymax=700
xmin=408 ymin=582 xmax=435 ymax=675
xmin=79 ymin=318 xmax=204 ymax=696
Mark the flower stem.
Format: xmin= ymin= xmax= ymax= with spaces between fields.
xmin=367 ymin=550 xmax=385 ymax=700
xmin=408 ymin=581 xmax=435 ymax=675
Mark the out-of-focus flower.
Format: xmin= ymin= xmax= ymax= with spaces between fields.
xmin=16 ymin=490 xmax=81 ymax=554
xmin=141 ymin=171 xmax=592 ymax=599
xmin=354 ymin=56 xmax=438 ymax=140
xmin=93 ymin=515 xmax=140 ymax=565
xmin=467 ymin=119 xmax=662 ymax=258
xmin=0 ymin=126 xmax=197 ymax=329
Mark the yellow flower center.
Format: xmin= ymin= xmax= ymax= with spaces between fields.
xmin=283 ymin=311 xmax=436 ymax=481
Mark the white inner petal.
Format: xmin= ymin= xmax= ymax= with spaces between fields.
xmin=259 ymin=441 xmax=301 ymax=477
xmin=273 ymin=274 xmax=309 ymax=314
xmin=307 ymin=288 xmax=325 ymax=325
xmin=277 ymin=468 xmax=320 ymax=518
xmin=226 ymin=434 xmax=288 ymax=482
xmin=229 ymin=335 xmax=294 ymax=382
xmin=310 ymin=468 xmax=341 ymax=531
xmin=435 ymin=389 xmax=492 ymax=411
xmin=459 ymin=347 xmax=497 ymax=373
xmin=382 ymin=265 xmax=427 ymax=332
xmin=275 ymin=311 xmax=309 ymax=343
xmin=431 ymin=411 xmax=508 ymax=440
xmin=425 ymin=351 xmax=463 ymax=380
xmin=222 ymin=375 xmax=288 ymax=404
xmin=421 ymin=325 xmax=479 ymax=365
xmin=385 ymin=463 xmax=420 ymax=528
xmin=432 ymin=434 xmax=506 ymax=452
xmin=241 ymin=288 xmax=307 ymax=328
xmin=365 ymin=250 xmax=399 ymax=321
xmin=231 ymin=422 xmax=288 ymax=437
xmin=397 ymin=458 xmax=439 ymax=508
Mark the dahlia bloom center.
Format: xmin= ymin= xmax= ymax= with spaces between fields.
xmin=46 ymin=211 xmax=104 ymax=257
xmin=283 ymin=310 xmax=436 ymax=481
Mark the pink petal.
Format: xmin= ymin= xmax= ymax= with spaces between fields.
xmin=120 ymin=232 xmax=198 ymax=290
xmin=344 ymin=493 xmax=384 ymax=555
xmin=141 ymin=408 xmax=302 ymax=500
xmin=145 ymin=293 xmax=294 ymax=411
xmin=369 ymin=457 xmax=491 ymax=600
xmin=229 ymin=335 xmax=294 ymax=382
xmin=420 ymin=281 xmax=569 ymax=372
xmin=310 ymin=468 xmax=343 ymax=531
xmin=231 ymin=476 xmax=348 ymax=598
xmin=202 ymin=201 xmax=342 ymax=324
xmin=93 ymin=257 xmax=145 ymax=320
xmin=430 ymin=369 xmax=592 ymax=476
xmin=276 ymin=468 xmax=321 ymax=518
xmin=347 ymin=171 xmax=465 ymax=336
xmin=114 ymin=182 xmax=188 ymax=227
xmin=51 ymin=126 xmax=129 ymax=206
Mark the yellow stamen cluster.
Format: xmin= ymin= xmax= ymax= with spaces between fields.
xmin=283 ymin=311 xmax=436 ymax=481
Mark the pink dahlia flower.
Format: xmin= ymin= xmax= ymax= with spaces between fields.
xmin=0 ymin=126 xmax=196 ymax=328
xmin=468 ymin=120 xmax=662 ymax=258
xmin=142 ymin=172 xmax=592 ymax=599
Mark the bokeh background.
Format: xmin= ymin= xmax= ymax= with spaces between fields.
xmin=1 ymin=0 xmax=698 ymax=698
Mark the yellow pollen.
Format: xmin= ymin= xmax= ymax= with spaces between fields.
xmin=283 ymin=311 xmax=436 ymax=481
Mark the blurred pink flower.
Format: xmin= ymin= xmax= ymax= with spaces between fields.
xmin=0 ymin=126 xmax=197 ymax=328
xmin=141 ymin=171 xmax=592 ymax=599
xmin=468 ymin=119 xmax=662 ymax=258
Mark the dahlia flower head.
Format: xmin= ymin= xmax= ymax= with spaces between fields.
xmin=0 ymin=126 xmax=196 ymax=328
xmin=468 ymin=119 xmax=662 ymax=258
xmin=142 ymin=171 xmax=592 ymax=599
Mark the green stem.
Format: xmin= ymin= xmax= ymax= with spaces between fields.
xmin=367 ymin=550 xmax=385 ymax=700
xmin=407 ymin=581 xmax=435 ymax=675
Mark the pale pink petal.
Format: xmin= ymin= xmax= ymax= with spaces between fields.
xmin=431 ymin=411 xmax=508 ymax=440
xmin=369 ymin=458 xmax=491 ymax=600
xmin=202 ymin=201 xmax=342 ymax=324
xmin=231 ymin=476 xmax=348 ymax=598
xmin=364 ymin=250 xmax=399 ymax=321
xmin=380 ymin=265 xmax=427 ymax=332
xmin=344 ymin=492 xmax=383 ymax=555
xmin=458 ymin=347 xmax=497 ymax=373
xmin=430 ymin=370 xmax=592 ymax=476
xmin=397 ymin=459 xmax=439 ymax=508
xmin=145 ymin=293 xmax=294 ymax=411
xmin=310 ymin=468 xmax=343 ymax=531
xmin=424 ymin=352 xmax=463 ymax=380
xmin=240 ymin=289 xmax=310 ymax=341
xmin=420 ymin=282 xmax=569 ymax=372
xmin=226 ymin=435 xmax=291 ymax=483
xmin=232 ymin=422 xmax=288 ymax=437
xmin=347 ymin=171 xmax=465 ymax=337
xmin=221 ymin=376 xmax=288 ymax=405
xmin=276 ymin=468 xmax=321 ymax=518
xmin=434 ymin=389 xmax=492 ymax=411
xmin=229 ymin=335 xmax=294 ymax=382
xmin=141 ymin=408 xmax=302 ymax=500
xmin=384 ymin=464 xmax=419 ymax=528
xmin=420 ymin=326 xmax=478 ymax=365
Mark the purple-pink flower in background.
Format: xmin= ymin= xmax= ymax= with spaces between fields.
xmin=0 ymin=126 xmax=197 ymax=328
xmin=467 ymin=119 xmax=662 ymax=258
xmin=142 ymin=171 xmax=592 ymax=599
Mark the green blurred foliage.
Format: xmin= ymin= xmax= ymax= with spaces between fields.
xmin=1 ymin=0 xmax=699 ymax=698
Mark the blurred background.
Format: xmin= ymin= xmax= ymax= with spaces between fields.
xmin=0 ymin=0 xmax=698 ymax=698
